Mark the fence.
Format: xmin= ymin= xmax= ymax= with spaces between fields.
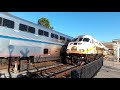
xmin=71 ymin=57 xmax=103 ymax=78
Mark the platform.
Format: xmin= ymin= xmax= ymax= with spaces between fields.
xmin=94 ymin=58 xmax=120 ymax=78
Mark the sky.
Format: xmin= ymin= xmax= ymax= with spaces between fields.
xmin=10 ymin=12 xmax=120 ymax=42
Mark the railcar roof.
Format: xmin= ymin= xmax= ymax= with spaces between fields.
xmin=1 ymin=12 xmax=73 ymax=39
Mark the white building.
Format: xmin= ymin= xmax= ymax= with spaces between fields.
xmin=102 ymin=39 xmax=120 ymax=62
xmin=112 ymin=39 xmax=120 ymax=62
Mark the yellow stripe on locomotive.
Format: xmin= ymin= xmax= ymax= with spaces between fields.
xmin=67 ymin=46 xmax=96 ymax=54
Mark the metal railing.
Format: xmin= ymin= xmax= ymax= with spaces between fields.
xmin=71 ymin=57 xmax=103 ymax=78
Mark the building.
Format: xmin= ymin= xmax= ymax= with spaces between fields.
xmin=102 ymin=39 xmax=120 ymax=62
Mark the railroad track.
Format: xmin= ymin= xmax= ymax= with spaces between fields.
xmin=18 ymin=57 xmax=103 ymax=78
xmin=20 ymin=63 xmax=82 ymax=78
xmin=37 ymin=64 xmax=73 ymax=78
xmin=29 ymin=60 xmax=61 ymax=70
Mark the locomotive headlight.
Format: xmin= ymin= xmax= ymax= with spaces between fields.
xmin=79 ymin=49 xmax=84 ymax=52
xmin=71 ymin=46 xmax=77 ymax=51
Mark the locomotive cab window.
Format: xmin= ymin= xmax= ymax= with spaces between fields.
xmin=0 ymin=17 xmax=2 ymax=25
xmin=72 ymin=38 xmax=78 ymax=41
xmin=79 ymin=38 xmax=83 ymax=41
xmin=83 ymin=38 xmax=90 ymax=42
xmin=28 ymin=26 xmax=35 ymax=34
xmin=19 ymin=24 xmax=27 ymax=32
xmin=3 ymin=18 xmax=14 ymax=29
xmin=44 ymin=49 xmax=48 ymax=54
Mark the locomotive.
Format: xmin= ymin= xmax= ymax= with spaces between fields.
xmin=66 ymin=35 xmax=108 ymax=65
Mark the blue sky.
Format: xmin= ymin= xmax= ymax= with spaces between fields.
xmin=10 ymin=12 xmax=120 ymax=42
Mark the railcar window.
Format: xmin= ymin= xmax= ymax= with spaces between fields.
xmin=63 ymin=37 xmax=65 ymax=41
xmin=0 ymin=17 xmax=2 ymax=25
xmin=3 ymin=18 xmax=14 ymax=29
xmin=60 ymin=36 xmax=63 ymax=40
xmin=60 ymin=36 xmax=65 ymax=41
xmin=28 ymin=26 xmax=35 ymax=34
xmin=51 ymin=33 xmax=54 ymax=38
xmin=19 ymin=24 xmax=27 ymax=32
xmin=55 ymin=35 xmax=58 ymax=39
xmin=38 ymin=29 xmax=43 ymax=35
xmin=44 ymin=31 xmax=49 ymax=37
xmin=83 ymin=38 xmax=90 ymax=42
xmin=44 ymin=49 xmax=48 ymax=54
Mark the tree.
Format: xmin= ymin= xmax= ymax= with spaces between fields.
xmin=38 ymin=17 xmax=54 ymax=30
xmin=38 ymin=17 xmax=50 ymax=28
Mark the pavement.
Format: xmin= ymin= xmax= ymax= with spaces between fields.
xmin=0 ymin=69 xmax=25 ymax=78
xmin=103 ymin=55 xmax=120 ymax=70
xmin=94 ymin=66 xmax=120 ymax=78
xmin=94 ymin=55 xmax=120 ymax=78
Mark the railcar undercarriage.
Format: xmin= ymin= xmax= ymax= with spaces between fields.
xmin=66 ymin=53 xmax=103 ymax=65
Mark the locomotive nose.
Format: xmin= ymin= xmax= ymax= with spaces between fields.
xmin=69 ymin=42 xmax=82 ymax=45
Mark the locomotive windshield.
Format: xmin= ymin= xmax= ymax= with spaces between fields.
xmin=72 ymin=38 xmax=78 ymax=41
xmin=83 ymin=38 xmax=90 ymax=42
xmin=72 ymin=38 xmax=83 ymax=42
xmin=79 ymin=38 xmax=83 ymax=41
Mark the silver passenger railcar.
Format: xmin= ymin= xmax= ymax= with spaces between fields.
xmin=0 ymin=12 xmax=73 ymax=69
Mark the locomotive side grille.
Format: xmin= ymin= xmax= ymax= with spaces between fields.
xmin=74 ymin=43 xmax=77 ymax=45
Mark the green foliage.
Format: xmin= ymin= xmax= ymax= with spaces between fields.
xmin=38 ymin=17 xmax=50 ymax=28
xmin=50 ymin=27 xmax=54 ymax=29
